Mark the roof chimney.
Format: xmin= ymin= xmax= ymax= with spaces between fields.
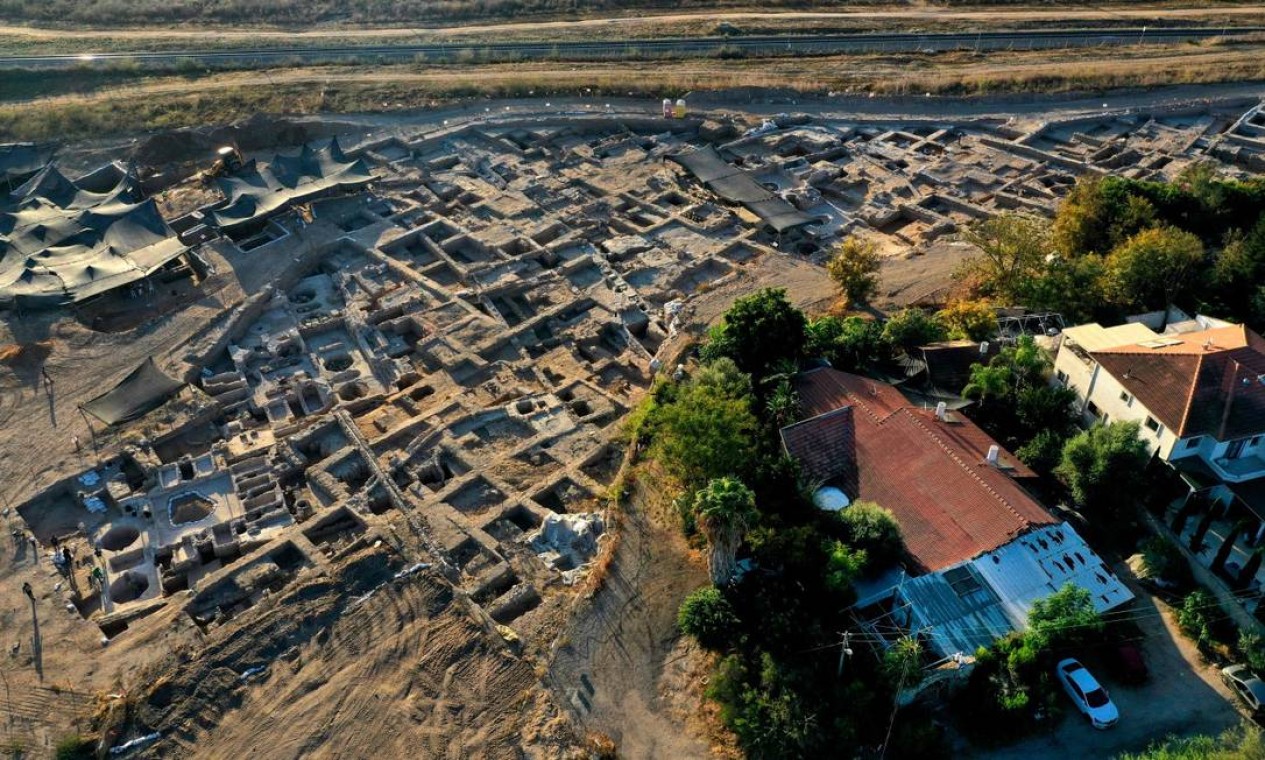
xmin=986 ymin=445 xmax=1000 ymax=467
xmin=935 ymin=402 xmax=948 ymax=422
xmin=979 ymin=341 xmax=990 ymax=355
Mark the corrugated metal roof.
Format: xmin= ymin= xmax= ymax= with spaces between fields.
xmin=1062 ymin=322 xmax=1158 ymax=352
xmin=970 ymin=523 xmax=1134 ymax=628
xmin=899 ymin=567 xmax=1014 ymax=657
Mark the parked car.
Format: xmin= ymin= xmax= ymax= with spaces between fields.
xmin=1222 ymin=665 xmax=1265 ymax=715
xmin=1056 ymin=658 xmax=1120 ymax=729
xmin=1109 ymin=642 xmax=1149 ymax=684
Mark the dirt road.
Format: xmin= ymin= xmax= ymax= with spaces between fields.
xmin=1 ymin=5 xmax=1263 ymax=39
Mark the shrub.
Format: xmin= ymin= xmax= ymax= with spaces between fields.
xmin=836 ymin=501 xmax=904 ymax=568
xmin=1177 ymin=589 xmax=1217 ymax=651
xmin=54 ymin=736 xmax=93 ymax=760
xmin=679 ymin=587 xmax=740 ymax=649
xmin=1240 ymin=630 xmax=1265 ymax=675
xmin=881 ymin=308 xmax=947 ymax=352
xmin=936 ymin=298 xmax=998 ymax=341
xmin=826 ymin=236 xmax=882 ymax=309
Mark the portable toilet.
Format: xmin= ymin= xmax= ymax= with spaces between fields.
xmin=674 ymin=98 xmax=687 ymax=119
xmin=662 ymin=98 xmax=673 ymax=118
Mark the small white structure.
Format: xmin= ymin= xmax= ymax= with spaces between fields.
xmin=812 ymin=486 xmax=851 ymax=512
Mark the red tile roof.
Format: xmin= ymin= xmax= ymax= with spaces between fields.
xmin=1091 ymin=324 xmax=1265 ymax=439
xmin=786 ymin=368 xmax=1055 ymax=573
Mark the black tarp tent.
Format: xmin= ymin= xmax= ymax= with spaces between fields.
xmin=81 ymin=358 xmax=184 ymax=425
xmin=669 ymin=146 xmax=815 ymax=233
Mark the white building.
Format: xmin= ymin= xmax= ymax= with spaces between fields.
xmin=1053 ymin=318 xmax=1265 ymax=484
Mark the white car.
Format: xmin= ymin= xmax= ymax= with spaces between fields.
xmin=1056 ymin=658 xmax=1119 ymax=729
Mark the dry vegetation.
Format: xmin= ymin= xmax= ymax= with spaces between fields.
xmin=0 ymin=0 xmax=1235 ymax=29
xmin=3 ymin=39 xmax=1265 ymax=142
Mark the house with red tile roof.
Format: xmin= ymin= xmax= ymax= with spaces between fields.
xmin=780 ymin=367 xmax=1133 ymax=658
xmin=1054 ymin=319 xmax=1265 ymax=485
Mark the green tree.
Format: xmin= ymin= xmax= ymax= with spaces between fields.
xmin=1027 ymin=583 xmax=1103 ymax=649
xmin=962 ymin=336 xmax=1049 ymax=409
xmin=1016 ymin=429 xmax=1068 ymax=475
xmin=1015 ymin=384 xmax=1079 ymax=439
xmin=883 ymin=635 xmax=926 ymax=688
xmin=646 ymin=362 xmax=758 ymax=488
xmin=708 ymin=288 xmax=807 ymax=379
xmin=882 ymin=308 xmax=947 ymax=352
xmin=1052 ymin=175 xmax=1154 ymax=257
xmin=1104 ymin=226 xmax=1205 ymax=312
xmin=936 ymin=298 xmax=998 ymax=341
xmin=1213 ymin=216 xmax=1265 ymax=329
xmin=837 ymin=501 xmax=904 ymax=568
xmin=959 ymin=213 xmax=1053 ymax=302
xmin=826 ymin=236 xmax=883 ymax=309
xmin=805 ymin=315 xmax=888 ymax=370
xmin=693 ymin=477 xmax=760 ymax=586
xmin=679 ymin=587 xmax=740 ymax=649
xmin=823 ymin=539 xmax=867 ymax=592
xmin=1055 ymin=421 xmax=1151 ymax=513
xmin=1019 ymin=253 xmax=1109 ymax=325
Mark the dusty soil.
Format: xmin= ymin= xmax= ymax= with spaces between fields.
xmin=124 ymin=549 xmax=580 ymax=759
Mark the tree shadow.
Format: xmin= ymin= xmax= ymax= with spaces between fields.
xmin=26 ymin=596 xmax=42 ymax=682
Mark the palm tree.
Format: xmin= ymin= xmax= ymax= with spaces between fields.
xmin=765 ymin=379 xmax=800 ymax=429
xmin=694 ymin=477 xmax=759 ymax=587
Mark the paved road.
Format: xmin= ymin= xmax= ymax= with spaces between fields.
xmin=2 ymin=27 xmax=1260 ymax=69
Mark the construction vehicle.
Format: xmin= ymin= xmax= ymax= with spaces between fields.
xmin=197 ymin=145 xmax=244 ymax=184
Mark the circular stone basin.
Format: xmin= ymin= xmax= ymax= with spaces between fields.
xmin=169 ymin=492 xmax=215 ymax=526
xmin=324 ymin=353 xmax=353 ymax=373
xmin=100 ymin=524 xmax=140 ymax=552
xmin=109 ymin=571 xmax=149 ymax=604
xmin=337 ymin=381 xmax=367 ymax=401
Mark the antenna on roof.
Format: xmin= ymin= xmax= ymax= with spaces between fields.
xmin=1204 ymin=338 xmax=1214 ymax=350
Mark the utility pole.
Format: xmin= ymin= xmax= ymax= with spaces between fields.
xmin=837 ymin=632 xmax=853 ymax=679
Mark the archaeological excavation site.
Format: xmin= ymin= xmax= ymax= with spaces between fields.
xmin=3 ymin=92 xmax=1265 ymax=757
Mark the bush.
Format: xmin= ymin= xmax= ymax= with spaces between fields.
xmin=881 ymin=308 xmax=947 ymax=352
xmin=804 ymin=315 xmax=888 ymax=371
xmin=1177 ymin=589 xmax=1218 ymax=651
xmin=679 ymin=587 xmax=740 ymax=650
xmin=1239 ymin=630 xmax=1265 ymax=675
xmin=54 ymin=736 xmax=93 ymax=760
xmin=1139 ymin=535 xmax=1193 ymax=589
xmin=836 ymin=501 xmax=904 ymax=568
xmin=936 ymin=298 xmax=998 ymax=341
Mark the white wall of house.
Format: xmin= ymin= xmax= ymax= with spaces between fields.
xmin=1053 ymin=343 xmax=1265 ymax=481
xmin=1052 ymin=346 xmax=1176 ymax=457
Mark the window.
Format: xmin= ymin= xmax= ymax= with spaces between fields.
xmin=1087 ymin=401 xmax=1102 ymax=419
xmin=1055 ymin=369 xmax=1068 ymax=385
xmin=1145 ymin=416 xmax=1160 ymax=433
xmin=1186 ymin=437 xmax=1202 ymax=450
xmin=1120 ymin=391 xmax=1133 ymax=405
xmin=1253 ymin=436 xmax=1262 ymax=448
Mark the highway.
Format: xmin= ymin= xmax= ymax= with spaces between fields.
xmin=2 ymin=26 xmax=1260 ymax=69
